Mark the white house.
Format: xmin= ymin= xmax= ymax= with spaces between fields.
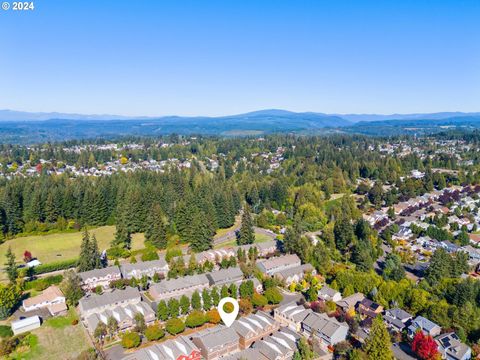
xmin=318 ymin=285 xmax=342 ymax=302
xmin=22 ymin=286 xmax=67 ymax=316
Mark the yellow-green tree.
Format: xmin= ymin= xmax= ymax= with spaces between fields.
xmin=364 ymin=316 xmax=393 ymax=360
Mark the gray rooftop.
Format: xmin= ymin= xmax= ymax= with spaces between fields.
xmin=120 ymin=258 xmax=168 ymax=274
xmin=190 ymin=325 xmax=239 ymax=351
xmin=231 ymin=311 xmax=275 ymax=337
xmin=335 ymin=292 xmax=365 ymax=309
xmin=385 ymin=308 xmax=413 ymax=321
xmin=257 ymin=254 xmax=301 ymax=273
xmin=410 ymin=316 xmax=440 ymax=332
xmin=302 ymin=312 xmax=348 ymax=338
xmin=275 ymin=263 xmax=314 ymax=279
xmin=150 ymin=273 xmax=209 ymax=296
xmin=275 ymin=302 xmax=313 ymax=323
xmin=79 ymin=286 xmax=140 ymax=313
xmin=122 ymin=336 xmax=199 ymax=360
xmin=252 ymin=327 xmax=300 ymax=360
xmin=78 ymin=266 xmax=121 ymax=281
xmin=222 ymin=348 xmax=268 ymax=360
xmin=206 ymin=267 xmax=244 ymax=286
xmin=318 ymin=285 xmax=340 ymax=298
xmin=436 ymin=332 xmax=471 ymax=360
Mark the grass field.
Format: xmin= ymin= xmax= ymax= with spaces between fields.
xmin=0 ymin=226 xmax=145 ymax=267
xmin=214 ymin=230 xmax=274 ymax=249
xmin=9 ymin=310 xmax=90 ymax=360
xmin=213 ymin=216 xmax=241 ymax=240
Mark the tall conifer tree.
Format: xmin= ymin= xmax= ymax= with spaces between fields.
xmin=237 ymin=205 xmax=255 ymax=245
xmin=77 ymin=229 xmax=92 ymax=272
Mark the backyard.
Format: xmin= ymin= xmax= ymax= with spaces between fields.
xmin=8 ymin=310 xmax=91 ymax=360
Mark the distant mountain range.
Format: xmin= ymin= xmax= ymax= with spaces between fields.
xmin=1 ymin=108 xmax=479 ymax=123
xmin=0 ymin=109 xmax=479 ymax=144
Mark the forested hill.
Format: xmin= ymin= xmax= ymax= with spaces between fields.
xmin=0 ymin=110 xmax=348 ymax=144
xmin=0 ymin=109 xmax=479 ymax=144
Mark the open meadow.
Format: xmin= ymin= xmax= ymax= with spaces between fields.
xmin=0 ymin=226 xmax=145 ymax=269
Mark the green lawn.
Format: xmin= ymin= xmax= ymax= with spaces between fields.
xmin=44 ymin=309 xmax=78 ymax=329
xmin=255 ymin=232 xmax=274 ymax=243
xmin=0 ymin=226 xmax=145 ymax=266
xmin=9 ymin=318 xmax=90 ymax=360
xmin=213 ymin=216 xmax=241 ymax=240
xmin=214 ymin=231 xmax=274 ymax=249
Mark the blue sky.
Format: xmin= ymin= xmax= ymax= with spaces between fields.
xmin=0 ymin=0 xmax=479 ymax=116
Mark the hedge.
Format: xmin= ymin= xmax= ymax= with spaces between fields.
xmin=33 ymin=258 xmax=78 ymax=275
xmin=24 ymin=275 xmax=63 ymax=291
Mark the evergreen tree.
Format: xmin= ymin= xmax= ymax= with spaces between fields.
xmin=77 ymin=229 xmax=92 ymax=272
xmin=237 ymin=205 xmax=255 ymax=245
xmin=351 ymin=241 xmax=374 ymax=271
xmin=180 ymin=295 xmax=190 ymax=315
xmin=60 ymin=270 xmax=85 ymax=307
xmin=202 ymin=289 xmax=212 ymax=310
xmin=88 ymin=234 xmax=102 ymax=270
xmin=334 ymin=216 xmax=355 ymax=253
xmin=112 ymin=223 xmax=132 ymax=249
xmin=145 ymin=204 xmax=168 ymax=249
xmin=191 ymin=291 xmax=202 ymax=311
xmin=364 ymin=316 xmax=393 ymax=360
xmin=211 ymin=287 xmax=220 ymax=306
xmin=221 ymin=285 xmax=229 ymax=299
xmin=167 ymin=298 xmax=180 ymax=318
xmin=189 ymin=211 xmax=213 ymax=252
xmin=5 ymin=247 xmax=17 ymax=284
xmin=157 ymin=300 xmax=169 ymax=321
xmin=283 ymin=224 xmax=302 ymax=255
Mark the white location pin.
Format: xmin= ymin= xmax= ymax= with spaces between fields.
xmin=217 ymin=297 xmax=239 ymax=327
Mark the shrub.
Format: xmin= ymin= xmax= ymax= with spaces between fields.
xmin=24 ymin=275 xmax=63 ymax=291
xmin=121 ymin=331 xmax=141 ymax=349
xmin=145 ymin=324 xmax=165 ymax=341
xmin=141 ymin=249 xmax=159 ymax=262
xmin=325 ymin=300 xmax=337 ymax=313
xmin=206 ymin=309 xmax=221 ymax=324
xmin=165 ymin=248 xmax=182 ymax=262
xmin=252 ymin=292 xmax=268 ymax=307
xmin=0 ymin=333 xmax=28 ymax=356
xmin=165 ymin=318 xmax=185 ymax=335
xmin=107 ymin=247 xmax=130 ymax=259
xmin=0 ymin=336 xmax=19 ymax=356
xmin=185 ymin=310 xmax=207 ymax=328
xmin=0 ymin=325 xmax=13 ymax=338
xmin=109 ymin=279 xmax=132 ymax=290
xmin=239 ymin=298 xmax=253 ymax=315
xmin=265 ymin=287 xmax=283 ymax=304
xmin=33 ymin=259 xmax=77 ymax=275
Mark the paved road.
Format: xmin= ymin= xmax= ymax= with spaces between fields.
xmin=104 ymin=344 xmax=126 ymax=360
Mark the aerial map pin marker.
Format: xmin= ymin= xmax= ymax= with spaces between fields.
xmin=218 ymin=297 xmax=239 ymax=327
